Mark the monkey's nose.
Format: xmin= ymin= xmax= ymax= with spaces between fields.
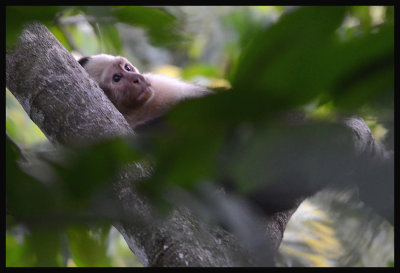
xmin=131 ymin=73 xmax=145 ymax=84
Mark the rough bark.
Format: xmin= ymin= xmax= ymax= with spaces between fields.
xmin=6 ymin=23 xmax=295 ymax=267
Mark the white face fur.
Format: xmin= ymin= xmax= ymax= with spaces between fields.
xmin=79 ymin=54 xmax=154 ymax=113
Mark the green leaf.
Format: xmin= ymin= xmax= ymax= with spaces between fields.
xmin=67 ymin=225 xmax=111 ymax=266
xmin=6 ymin=6 xmax=61 ymax=47
xmin=182 ymin=64 xmax=222 ymax=80
xmin=223 ymin=122 xmax=356 ymax=194
xmin=45 ymin=138 xmax=140 ymax=208
xmin=222 ymin=7 xmax=265 ymax=49
xmin=81 ymin=6 xmax=182 ymax=48
xmin=7 ymin=227 xmax=63 ymax=267
xmin=49 ymin=25 xmax=72 ymax=52
xmin=110 ymin=6 xmax=182 ymax=47
xmin=6 ymin=137 xmax=55 ymax=219
xmin=90 ymin=23 xmax=122 ymax=54
xmin=6 ymin=232 xmax=36 ymax=266
xmin=231 ymin=6 xmax=347 ymax=110
xmin=26 ymin=229 xmax=63 ymax=266
xmin=326 ymin=24 xmax=394 ymax=109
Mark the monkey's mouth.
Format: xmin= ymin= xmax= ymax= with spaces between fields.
xmin=136 ymin=87 xmax=152 ymax=101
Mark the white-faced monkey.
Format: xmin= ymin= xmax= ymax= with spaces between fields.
xmin=78 ymin=54 xmax=211 ymax=129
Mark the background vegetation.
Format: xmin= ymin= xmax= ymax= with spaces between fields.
xmin=6 ymin=6 xmax=394 ymax=267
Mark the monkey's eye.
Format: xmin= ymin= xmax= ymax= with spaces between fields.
xmin=113 ymin=74 xmax=121 ymax=82
xmin=124 ymin=64 xmax=132 ymax=71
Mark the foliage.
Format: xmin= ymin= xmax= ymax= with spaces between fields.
xmin=6 ymin=6 xmax=182 ymax=53
xmin=6 ymin=6 xmax=394 ymax=267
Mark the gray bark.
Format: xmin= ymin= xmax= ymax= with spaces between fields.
xmin=6 ymin=23 xmax=295 ymax=267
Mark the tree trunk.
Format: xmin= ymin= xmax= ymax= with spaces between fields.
xmin=6 ymin=23 xmax=296 ymax=267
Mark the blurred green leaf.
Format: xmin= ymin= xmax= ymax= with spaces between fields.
xmin=385 ymin=6 xmax=394 ymax=23
xmin=6 ymin=133 xmax=141 ymax=222
xmin=6 ymin=232 xmax=36 ymax=266
xmin=67 ymin=225 xmax=111 ymax=266
xmin=65 ymin=23 xmax=99 ymax=55
xmin=111 ymin=6 xmax=181 ymax=47
xmin=223 ymin=122 xmax=356 ymax=195
xmin=90 ymin=23 xmax=122 ymax=54
xmin=6 ymin=225 xmax=63 ymax=267
xmin=48 ymin=25 xmax=72 ymax=52
xmin=80 ymin=6 xmax=182 ymax=49
xmin=326 ymin=24 xmax=394 ymax=109
xmin=6 ymin=137 xmax=55 ymax=219
xmin=42 ymin=138 xmax=141 ymax=208
xmin=6 ymin=6 xmax=61 ymax=47
xmin=6 ymin=135 xmax=136 ymax=267
xmin=222 ymin=7 xmax=264 ymax=49
xmin=26 ymin=229 xmax=63 ymax=266
xmin=349 ymin=6 xmax=371 ymax=28
xmin=231 ymin=6 xmax=347 ymax=109
xmin=6 ymin=89 xmax=48 ymax=146
xmin=182 ymin=64 xmax=222 ymax=80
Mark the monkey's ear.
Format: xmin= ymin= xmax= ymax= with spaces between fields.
xmin=78 ymin=56 xmax=91 ymax=67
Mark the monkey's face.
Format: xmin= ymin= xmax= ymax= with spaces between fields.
xmin=99 ymin=57 xmax=154 ymax=112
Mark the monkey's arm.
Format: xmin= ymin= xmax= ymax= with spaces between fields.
xmin=145 ymin=73 xmax=211 ymax=100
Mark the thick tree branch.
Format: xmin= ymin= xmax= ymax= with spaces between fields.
xmin=6 ymin=23 xmax=292 ymax=267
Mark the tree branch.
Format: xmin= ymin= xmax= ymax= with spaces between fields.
xmin=6 ymin=23 xmax=291 ymax=267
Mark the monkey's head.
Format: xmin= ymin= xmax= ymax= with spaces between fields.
xmin=78 ymin=54 xmax=154 ymax=112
